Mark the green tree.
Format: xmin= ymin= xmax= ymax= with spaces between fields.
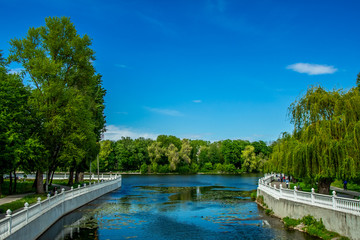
xmin=166 ymin=143 xmax=180 ymax=171
xmin=9 ymin=17 xmax=106 ymax=192
xmin=148 ymin=141 xmax=164 ymax=171
xmin=268 ymin=83 xmax=360 ymax=194
xmin=241 ymin=145 xmax=257 ymax=173
xmin=179 ymin=139 xmax=192 ymax=165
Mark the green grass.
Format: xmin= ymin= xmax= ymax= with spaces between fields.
xmin=289 ymin=182 xmax=317 ymax=192
xmin=283 ymin=217 xmax=301 ymax=229
xmin=250 ymin=191 xmax=257 ymax=201
xmin=0 ymin=180 xmax=35 ymax=196
xmin=283 ymin=215 xmax=349 ymax=240
xmin=0 ymin=194 xmax=48 ymax=214
xmin=331 ymin=179 xmax=360 ymax=192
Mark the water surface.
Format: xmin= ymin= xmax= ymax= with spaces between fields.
xmin=39 ymin=174 xmax=316 ymax=240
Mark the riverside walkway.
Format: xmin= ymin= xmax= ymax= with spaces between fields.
xmin=271 ymin=180 xmax=360 ymax=199
xmin=258 ymin=174 xmax=360 ymax=240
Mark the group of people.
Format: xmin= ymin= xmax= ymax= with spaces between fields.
xmin=277 ymin=174 xmax=291 ymax=188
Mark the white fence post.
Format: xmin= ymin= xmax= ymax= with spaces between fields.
xmin=311 ymin=188 xmax=315 ymax=204
xmin=24 ymin=202 xmax=29 ymax=223
xmin=279 ymin=184 xmax=282 ymax=197
xmin=6 ymin=209 xmax=12 ymax=234
xmin=294 ymin=186 xmax=297 ymax=200
xmin=71 ymin=186 xmax=74 ymax=197
xmin=332 ymin=191 xmax=337 ymax=209
xmin=37 ymin=197 xmax=42 ymax=211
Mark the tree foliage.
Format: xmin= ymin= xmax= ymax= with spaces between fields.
xmin=268 ymin=82 xmax=360 ymax=193
xmin=8 ymin=17 xmax=105 ymax=192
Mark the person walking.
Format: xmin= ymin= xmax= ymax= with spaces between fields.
xmin=343 ymin=180 xmax=348 ymax=190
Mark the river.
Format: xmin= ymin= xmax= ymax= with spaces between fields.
xmin=38 ymin=174 xmax=317 ymax=240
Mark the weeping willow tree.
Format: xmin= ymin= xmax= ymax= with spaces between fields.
xmin=268 ymin=77 xmax=360 ymax=194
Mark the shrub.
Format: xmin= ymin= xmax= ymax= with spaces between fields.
xmin=140 ymin=163 xmax=148 ymax=174
xmin=214 ymin=163 xmax=224 ymax=172
xmin=151 ymin=163 xmax=158 ymax=173
xmin=265 ymin=209 xmax=274 ymax=215
xmin=190 ymin=163 xmax=199 ymax=173
xmin=178 ymin=165 xmax=190 ymax=174
xmin=158 ymin=164 xmax=169 ymax=173
xmin=201 ymin=162 xmax=213 ymax=172
xmin=223 ymin=164 xmax=236 ymax=173
xmin=283 ymin=217 xmax=301 ymax=229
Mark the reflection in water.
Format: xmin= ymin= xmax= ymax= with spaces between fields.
xmin=38 ymin=175 xmax=317 ymax=240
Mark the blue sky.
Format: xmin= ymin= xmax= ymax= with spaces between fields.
xmin=1 ymin=0 xmax=360 ymax=142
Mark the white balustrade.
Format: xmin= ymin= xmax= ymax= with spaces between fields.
xmin=257 ymin=173 xmax=360 ymax=216
xmin=0 ymin=175 xmax=122 ymax=239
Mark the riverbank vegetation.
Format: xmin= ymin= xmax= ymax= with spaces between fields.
xmin=95 ymin=135 xmax=272 ymax=174
xmin=266 ymin=76 xmax=360 ymax=194
xmin=283 ymin=215 xmax=349 ymax=240
xmin=0 ymin=17 xmax=106 ymax=195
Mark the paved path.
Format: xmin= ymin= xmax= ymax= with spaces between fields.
xmin=330 ymin=186 xmax=360 ymax=198
xmin=0 ymin=193 xmax=34 ymax=205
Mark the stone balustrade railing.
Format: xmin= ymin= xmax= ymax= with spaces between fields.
xmin=0 ymin=175 xmax=121 ymax=240
xmin=258 ymin=174 xmax=360 ymax=216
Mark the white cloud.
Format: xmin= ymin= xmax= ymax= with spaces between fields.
xmin=9 ymin=68 xmax=24 ymax=75
xmin=192 ymin=100 xmax=202 ymax=103
xmin=287 ymin=63 xmax=337 ymax=75
xmin=115 ymin=64 xmax=127 ymax=68
xmin=145 ymin=107 xmax=183 ymax=117
xmin=103 ymin=125 xmax=158 ymax=141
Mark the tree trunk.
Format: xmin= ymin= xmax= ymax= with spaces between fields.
xmin=68 ymin=168 xmax=74 ymax=186
xmin=9 ymin=172 xmax=13 ymax=194
xmin=36 ymin=170 xmax=45 ymax=194
xmin=318 ymin=177 xmax=333 ymax=194
xmin=13 ymin=170 xmax=17 ymax=193
xmin=50 ymin=170 xmax=56 ymax=185
xmin=79 ymin=172 xmax=84 ymax=182
xmin=75 ymin=169 xmax=80 ymax=184
xmin=0 ymin=174 xmax=3 ymax=196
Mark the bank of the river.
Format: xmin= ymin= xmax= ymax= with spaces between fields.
xmin=255 ymin=195 xmax=348 ymax=240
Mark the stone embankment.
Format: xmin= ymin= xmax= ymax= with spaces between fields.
xmin=257 ymin=174 xmax=360 ymax=240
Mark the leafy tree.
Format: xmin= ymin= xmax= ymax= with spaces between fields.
xmin=179 ymin=139 xmax=192 ymax=165
xmin=189 ymin=139 xmax=209 ymax=163
xmin=157 ymin=135 xmax=182 ymax=150
xmin=9 ymin=17 xmax=105 ymax=192
xmin=268 ymin=83 xmax=360 ymax=194
xmin=166 ymin=143 xmax=179 ymax=171
xmin=198 ymin=146 xmax=210 ymax=167
xmin=251 ymin=140 xmax=271 ymax=156
xmin=220 ymin=140 xmax=245 ymax=168
xmin=0 ymin=51 xmax=45 ymax=194
xmin=148 ymin=141 xmax=164 ymax=171
xmin=241 ymin=145 xmax=257 ymax=173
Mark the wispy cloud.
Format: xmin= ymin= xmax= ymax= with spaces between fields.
xmin=104 ymin=125 xmax=158 ymax=140
xmin=286 ymin=63 xmax=337 ymax=75
xmin=137 ymin=12 xmax=176 ymax=35
xmin=192 ymin=100 xmax=202 ymax=103
xmin=115 ymin=64 xmax=128 ymax=69
xmin=145 ymin=107 xmax=183 ymax=117
xmin=9 ymin=68 xmax=24 ymax=75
